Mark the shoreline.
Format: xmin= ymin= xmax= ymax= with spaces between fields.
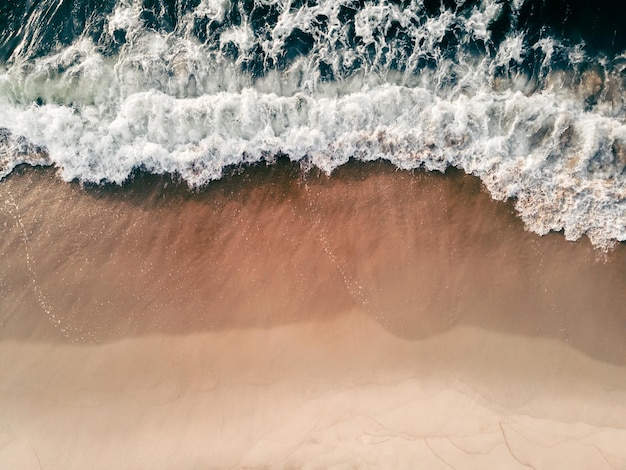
xmin=1 ymin=161 xmax=625 ymax=467
xmin=1 ymin=313 xmax=625 ymax=468
xmin=0 ymin=161 xmax=624 ymax=361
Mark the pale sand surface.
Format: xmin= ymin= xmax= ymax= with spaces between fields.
xmin=1 ymin=315 xmax=625 ymax=469
xmin=0 ymin=162 xmax=625 ymax=468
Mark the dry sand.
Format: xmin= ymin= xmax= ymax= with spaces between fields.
xmin=0 ymin=161 xmax=625 ymax=468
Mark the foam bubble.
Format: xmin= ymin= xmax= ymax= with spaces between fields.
xmin=0 ymin=0 xmax=625 ymax=249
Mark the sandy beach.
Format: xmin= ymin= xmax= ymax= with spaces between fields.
xmin=1 ymin=162 xmax=625 ymax=468
xmin=3 ymin=0 xmax=626 ymax=467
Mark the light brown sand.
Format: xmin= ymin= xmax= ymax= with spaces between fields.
xmin=0 ymin=162 xmax=625 ymax=468
xmin=1 ymin=316 xmax=625 ymax=469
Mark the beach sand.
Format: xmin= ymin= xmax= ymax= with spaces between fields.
xmin=1 ymin=161 xmax=625 ymax=468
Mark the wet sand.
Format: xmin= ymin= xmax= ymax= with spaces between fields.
xmin=1 ymin=161 xmax=625 ymax=468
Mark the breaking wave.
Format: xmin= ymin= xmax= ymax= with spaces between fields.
xmin=1 ymin=0 xmax=625 ymax=248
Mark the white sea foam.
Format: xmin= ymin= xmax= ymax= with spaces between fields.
xmin=0 ymin=0 xmax=625 ymax=249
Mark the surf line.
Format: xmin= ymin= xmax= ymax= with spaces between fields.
xmin=2 ymin=190 xmax=74 ymax=339
xmin=301 ymin=175 xmax=370 ymax=309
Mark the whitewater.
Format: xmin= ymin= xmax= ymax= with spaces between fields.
xmin=0 ymin=0 xmax=625 ymax=248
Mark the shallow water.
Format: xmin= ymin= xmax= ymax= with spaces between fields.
xmin=0 ymin=162 xmax=625 ymax=468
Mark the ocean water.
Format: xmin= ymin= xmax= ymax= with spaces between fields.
xmin=1 ymin=0 xmax=626 ymax=247
xmin=1 ymin=1 xmax=626 ymax=468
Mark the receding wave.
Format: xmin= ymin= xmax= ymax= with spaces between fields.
xmin=1 ymin=0 xmax=625 ymax=248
